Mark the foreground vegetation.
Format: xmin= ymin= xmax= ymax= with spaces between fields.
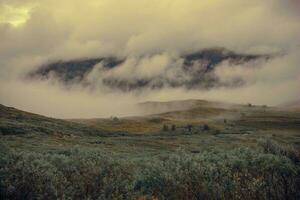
xmin=1 ymin=139 xmax=299 ymax=200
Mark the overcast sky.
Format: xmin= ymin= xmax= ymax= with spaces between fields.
xmin=0 ymin=0 xmax=299 ymax=118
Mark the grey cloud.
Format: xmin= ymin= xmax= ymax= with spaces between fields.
xmin=0 ymin=0 xmax=299 ymax=117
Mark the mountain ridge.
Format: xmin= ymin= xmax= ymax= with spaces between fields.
xmin=29 ymin=48 xmax=270 ymax=91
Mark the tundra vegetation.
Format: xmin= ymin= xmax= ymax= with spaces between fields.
xmin=0 ymin=139 xmax=299 ymax=200
xmin=1 ymin=102 xmax=300 ymax=199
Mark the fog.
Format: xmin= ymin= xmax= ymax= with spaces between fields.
xmin=0 ymin=0 xmax=299 ymax=118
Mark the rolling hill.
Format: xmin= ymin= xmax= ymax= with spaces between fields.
xmin=2 ymin=99 xmax=300 ymax=137
xmin=71 ymin=99 xmax=300 ymax=136
xmin=280 ymin=100 xmax=300 ymax=112
xmin=0 ymin=104 xmax=107 ymax=136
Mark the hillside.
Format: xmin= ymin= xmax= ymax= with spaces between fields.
xmin=2 ymin=100 xmax=300 ymax=137
xmin=72 ymin=100 xmax=300 ymax=138
xmin=0 ymin=104 xmax=107 ymax=136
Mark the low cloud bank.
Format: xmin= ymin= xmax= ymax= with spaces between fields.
xmin=0 ymin=0 xmax=299 ymax=118
xmin=1 ymin=49 xmax=299 ymax=118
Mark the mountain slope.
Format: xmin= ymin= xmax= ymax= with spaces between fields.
xmin=30 ymin=57 xmax=124 ymax=83
xmin=29 ymin=48 xmax=269 ymax=91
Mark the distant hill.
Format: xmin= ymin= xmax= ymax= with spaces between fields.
xmin=2 ymin=98 xmax=300 ymax=136
xmin=29 ymin=48 xmax=269 ymax=91
xmin=280 ymin=100 xmax=300 ymax=112
xmin=0 ymin=104 xmax=107 ymax=136
xmin=137 ymin=99 xmax=228 ymax=115
xmin=74 ymin=99 xmax=300 ymax=134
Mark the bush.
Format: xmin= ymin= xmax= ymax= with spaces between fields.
xmin=1 ymin=148 xmax=136 ymax=200
xmin=162 ymin=124 xmax=169 ymax=132
xmin=171 ymin=124 xmax=176 ymax=131
xmin=203 ymin=124 xmax=209 ymax=131
xmin=1 ymin=140 xmax=299 ymax=200
xmin=258 ymin=138 xmax=300 ymax=164
xmin=136 ymin=147 xmax=300 ymax=200
xmin=187 ymin=125 xmax=193 ymax=132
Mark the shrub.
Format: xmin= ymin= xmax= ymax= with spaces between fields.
xmin=136 ymin=147 xmax=300 ymax=200
xmin=1 ymin=140 xmax=299 ymax=200
xmin=187 ymin=125 xmax=193 ymax=132
xmin=162 ymin=124 xmax=169 ymax=132
xmin=171 ymin=124 xmax=176 ymax=131
xmin=203 ymin=124 xmax=209 ymax=131
xmin=258 ymin=138 xmax=300 ymax=164
xmin=1 ymin=148 xmax=136 ymax=200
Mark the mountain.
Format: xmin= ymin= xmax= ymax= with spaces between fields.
xmin=29 ymin=48 xmax=269 ymax=91
xmin=30 ymin=57 xmax=124 ymax=83
xmin=183 ymin=48 xmax=264 ymax=68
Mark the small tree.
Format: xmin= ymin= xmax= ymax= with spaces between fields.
xmin=187 ymin=125 xmax=193 ymax=132
xmin=162 ymin=124 xmax=169 ymax=132
xmin=112 ymin=117 xmax=119 ymax=122
xmin=171 ymin=125 xmax=176 ymax=131
xmin=203 ymin=124 xmax=209 ymax=131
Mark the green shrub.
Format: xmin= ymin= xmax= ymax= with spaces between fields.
xmin=258 ymin=138 xmax=300 ymax=164
xmin=1 ymin=140 xmax=299 ymax=200
xmin=136 ymin=147 xmax=300 ymax=200
xmin=1 ymin=148 xmax=136 ymax=200
xmin=162 ymin=124 xmax=169 ymax=132
xmin=171 ymin=125 xmax=176 ymax=131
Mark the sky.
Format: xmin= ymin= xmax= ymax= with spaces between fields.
xmin=0 ymin=0 xmax=299 ymax=118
